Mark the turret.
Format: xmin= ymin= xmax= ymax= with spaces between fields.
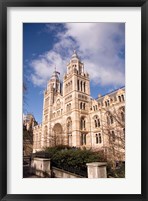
xmin=48 ymin=68 xmax=61 ymax=94
xmin=66 ymin=50 xmax=84 ymax=75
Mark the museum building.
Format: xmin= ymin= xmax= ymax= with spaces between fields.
xmin=33 ymin=51 xmax=125 ymax=161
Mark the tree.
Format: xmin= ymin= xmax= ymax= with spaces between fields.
xmin=99 ymin=104 xmax=125 ymax=168
xmin=23 ymin=114 xmax=38 ymax=156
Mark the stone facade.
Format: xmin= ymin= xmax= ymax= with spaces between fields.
xmin=33 ymin=51 xmax=125 ymax=162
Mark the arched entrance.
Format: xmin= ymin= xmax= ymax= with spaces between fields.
xmin=52 ymin=123 xmax=63 ymax=146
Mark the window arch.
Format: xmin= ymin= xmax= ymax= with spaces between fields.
xmin=80 ymin=117 xmax=86 ymax=130
xmin=98 ymin=119 xmax=100 ymax=127
xmin=77 ymin=80 xmax=79 ymax=91
xmin=80 ymin=81 xmax=83 ymax=91
xmin=96 ymin=134 xmax=99 ymax=144
xmin=118 ymin=96 xmax=121 ymax=102
xmin=83 ymin=103 xmax=85 ymax=110
xmin=94 ymin=115 xmax=100 ymax=128
xmin=84 ymin=82 xmax=86 ymax=92
xmin=96 ymin=133 xmax=102 ymax=144
xmin=99 ymin=133 xmax=102 ymax=143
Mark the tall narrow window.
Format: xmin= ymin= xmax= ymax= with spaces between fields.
xmin=95 ymin=120 xmax=97 ymax=128
xmin=107 ymin=100 xmax=110 ymax=106
xmin=84 ymin=82 xmax=86 ymax=92
xmin=83 ymin=103 xmax=85 ymax=110
xmin=80 ymin=102 xmax=82 ymax=109
xmin=99 ymin=133 xmax=102 ymax=143
xmin=96 ymin=134 xmax=99 ymax=144
xmin=121 ymin=94 xmax=124 ymax=101
xmin=77 ymin=80 xmax=79 ymax=91
xmin=98 ymin=119 xmax=100 ymax=127
xmin=118 ymin=96 xmax=121 ymax=102
xmin=84 ymin=134 xmax=86 ymax=145
xmin=80 ymin=134 xmax=83 ymax=145
xmin=80 ymin=119 xmax=83 ymax=130
xmin=84 ymin=120 xmax=85 ymax=129
xmin=80 ymin=117 xmax=86 ymax=130
xmin=80 ymin=81 xmax=83 ymax=91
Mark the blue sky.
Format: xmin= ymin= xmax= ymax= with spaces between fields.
xmin=23 ymin=23 xmax=125 ymax=123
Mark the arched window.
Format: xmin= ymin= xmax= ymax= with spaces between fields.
xmin=67 ymin=104 xmax=71 ymax=112
xmin=95 ymin=120 xmax=97 ymax=128
xmin=83 ymin=103 xmax=85 ymax=110
xmin=80 ymin=102 xmax=82 ymax=109
xmin=94 ymin=116 xmax=100 ymax=127
xmin=96 ymin=134 xmax=99 ymax=144
xmin=99 ymin=133 xmax=102 ymax=143
xmin=77 ymin=80 xmax=79 ymax=91
xmin=98 ymin=119 xmax=100 ymax=127
xmin=80 ymin=117 xmax=86 ymax=130
xmin=80 ymin=81 xmax=83 ymax=91
xmin=107 ymin=100 xmax=110 ymax=106
xmin=84 ymin=82 xmax=86 ymax=92
xmin=121 ymin=94 xmax=124 ymax=101
xmin=118 ymin=96 xmax=121 ymax=102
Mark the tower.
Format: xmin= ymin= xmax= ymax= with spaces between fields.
xmin=41 ymin=69 xmax=61 ymax=148
xmin=63 ymin=50 xmax=91 ymax=147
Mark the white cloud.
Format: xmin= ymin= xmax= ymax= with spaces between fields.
xmin=30 ymin=23 xmax=125 ymax=88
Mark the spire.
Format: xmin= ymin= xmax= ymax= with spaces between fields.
xmin=51 ymin=66 xmax=60 ymax=81
xmin=71 ymin=49 xmax=79 ymax=60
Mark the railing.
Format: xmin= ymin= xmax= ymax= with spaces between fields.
xmin=52 ymin=161 xmax=87 ymax=178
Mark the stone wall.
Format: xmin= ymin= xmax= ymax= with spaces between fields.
xmin=31 ymin=158 xmax=107 ymax=178
xmin=52 ymin=167 xmax=84 ymax=178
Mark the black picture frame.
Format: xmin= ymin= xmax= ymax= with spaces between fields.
xmin=0 ymin=0 xmax=148 ymax=200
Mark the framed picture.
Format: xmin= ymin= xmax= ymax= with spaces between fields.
xmin=0 ymin=0 xmax=147 ymax=200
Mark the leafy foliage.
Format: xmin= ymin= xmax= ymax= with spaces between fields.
xmin=34 ymin=146 xmax=105 ymax=171
xmin=107 ymin=161 xmax=125 ymax=178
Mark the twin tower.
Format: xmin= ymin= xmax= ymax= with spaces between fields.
xmin=33 ymin=50 xmax=92 ymax=151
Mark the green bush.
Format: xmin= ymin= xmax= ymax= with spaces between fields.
xmin=34 ymin=146 xmax=105 ymax=170
xmin=107 ymin=162 xmax=125 ymax=178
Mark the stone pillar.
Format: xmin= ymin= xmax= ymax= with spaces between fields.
xmin=86 ymin=162 xmax=107 ymax=178
xmin=31 ymin=158 xmax=51 ymax=177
